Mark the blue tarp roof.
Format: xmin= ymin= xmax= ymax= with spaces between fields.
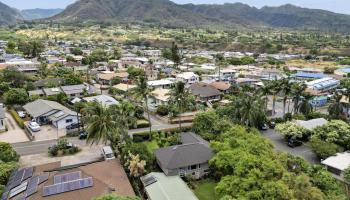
xmin=292 ymin=72 xmax=328 ymax=79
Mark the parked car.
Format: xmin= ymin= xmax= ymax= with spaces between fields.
xmin=17 ymin=111 xmax=26 ymax=118
xmin=260 ymin=123 xmax=269 ymax=131
xmin=79 ymin=131 xmax=88 ymax=140
xmin=268 ymin=121 xmax=276 ymax=129
xmin=101 ymin=146 xmax=115 ymax=161
xmin=287 ymin=139 xmax=303 ymax=148
xmin=66 ymin=122 xmax=81 ymax=130
xmin=28 ymin=121 xmax=41 ymax=132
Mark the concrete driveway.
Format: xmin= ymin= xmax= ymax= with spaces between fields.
xmin=30 ymin=125 xmax=66 ymax=141
xmin=19 ymin=144 xmax=104 ymax=168
xmin=261 ymin=129 xmax=319 ymax=164
xmin=0 ymin=112 xmax=29 ymax=143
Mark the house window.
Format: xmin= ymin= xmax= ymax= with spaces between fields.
xmin=66 ymin=119 xmax=73 ymax=123
xmin=190 ymin=165 xmax=197 ymax=170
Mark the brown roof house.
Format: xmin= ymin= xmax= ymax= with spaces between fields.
xmin=189 ymin=83 xmax=222 ymax=103
xmin=209 ymin=81 xmax=231 ymax=93
xmin=155 ymin=133 xmax=214 ymax=179
xmin=1 ymin=160 xmax=135 ymax=200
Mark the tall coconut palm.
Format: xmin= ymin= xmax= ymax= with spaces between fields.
xmin=298 ymin=92 xmax=313 ymax=115
xmin=280 ymin=78 xmax=293 ymax=116
xmin=270 ymin=80 xmax=282 ymax=116
xmin=83 ymin=102 xmax=119 ymax=145
xmin=132 ymin=75 xmax=153 ymax=139
xmin=259 ymin=82 xmax=272 ymax=112
xmin=291 ymin=83 xmax=307 ymax=114
xmin=169 ymin=81 xmax=191 ymax=131
xmin=328 ymin=93 xmax=345 ymax=119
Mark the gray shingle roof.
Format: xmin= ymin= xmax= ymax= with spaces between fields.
xmin=60 ymin=84 xmax=86 ymax=95
xmin=189 ymin=83 xmax=221 ymax=98
xmin=23 ymin=99 xmax=76 ymax=121
xmin=155 ymin=133 xmax=213 ymax=169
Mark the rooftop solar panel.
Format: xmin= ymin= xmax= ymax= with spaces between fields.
xmin=141 ymin=176 xmax=157 ymax=187
xmin=9 ymin=181 xmax=28 ymax=198
xmin=25 ymin=176 xmax=39 ymax=197
xmin=0 ymin=191 xmax=9 ymax=200
xmin=8 ymin=169 xmax=25 ymax=190
xmin=43 ymin=177 xmax=93 ymax=197
xmin=22 ymin=168 xmax=34 ymax=181
xmin=54 ymin=171 xmax=82 ymax=184
xmin=38 ymin=173 xmax=49 ymax=184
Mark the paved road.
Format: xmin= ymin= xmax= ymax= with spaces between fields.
xmin=12 ymin=121 xmax=191 ymax=156
xmin=261 ymin=129 xmax=319 ymax=164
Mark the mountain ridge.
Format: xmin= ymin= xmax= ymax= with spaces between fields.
xmin=21 ymin=8 xmax=64 ymax=20
xmin=0 ymin=1 xmax=22 ymax=25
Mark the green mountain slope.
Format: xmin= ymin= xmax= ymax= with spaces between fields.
xmin=50 ymin=0 xmax=350 ymax=32
xmin=0 ymin=1 xmax=22 ymax=25
xmin=21 ymin=8 xmax=63 ymax=20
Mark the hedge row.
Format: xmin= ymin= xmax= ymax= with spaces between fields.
xmin=132 ymin=125 xmax=192 ymax=142
xmin=8 ymin=109 xmax=24 ymax=129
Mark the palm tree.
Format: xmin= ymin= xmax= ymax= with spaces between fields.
xmin=83 ymin=102 xmax=119 ymax=145
xmin=83 ymin=101 xmax=137 ymax=145
xmin=291 ymin=83 xmax=307 ymax=114
xmin=132 ymin=75 xmax=153 ymax=139
xmin=280 ymin=78 xmax=293 ymax=116
xmin=298 ymin=93 xmax=313 ymax=115
xmin=259 ymin=82 xmax=272 ymax=112
xmin=270 ymin=80 xmax=282 ymax=116
xmin=231 ymin=93 xmax=266 ymax=127
xmin=169 ymin=81 xmax=191 ymax=131
xmin=328 ymin=93 xmax=345 ymax=119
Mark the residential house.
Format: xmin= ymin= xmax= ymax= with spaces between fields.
xmin=148 ymin=79 xmax=174 ymax=89
xmin=321 ymin=151 xmax=350 ymax=181
xmin=189 ymin=83 xmax=222 ymax=103
xmin=150 ymin=89 xmax=170 ymax=107
xmin=155 ymin=133 xmax=214 ymax=179
xmin=60 ymin=84 xmax=87 ymax=98
xmin=83 ymin=95 xmax=119 ymax=107
xmin=0 ymin=160 xmax=135 ymax=200
xmin=43 ymin=87 xmax=62 ymax=97
xmin=23 ymin=99 xmax=78 ymax=129
xmin=113 ymin=83 xmax=137 ymax=93
xmin=34 ymin=78 xmax=64 ymax=89
xmin=141 ymin=172 xmax=199 ymax=200
xmin=28 ymin=89 xmax=45 ymax=98
xmin=0 ymin=104 xmax=5 ymax=132
xmin=2 ymin=58 xmax=40 ymax=75
xmin=209 ymin=81 xmax=231 ymax=93
xmin=176 ymin=72 xmax=199 ymax=86
xmin=97 ymin=72 xmax=129 ymax=85
xmin=234 ymin=78 xmax=260 ymax=86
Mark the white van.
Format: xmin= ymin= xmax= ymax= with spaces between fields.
xmin=102 ymin=146 xmax=115 ymax=161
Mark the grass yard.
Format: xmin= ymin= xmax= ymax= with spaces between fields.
xmin=143 ymin=140 xmax=159 ymax=153
xmin=193 ymin=180 xmax=218 ymax=200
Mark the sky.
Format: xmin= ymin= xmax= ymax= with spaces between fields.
xmin=2 ymin=0 xmax=350 ymax=15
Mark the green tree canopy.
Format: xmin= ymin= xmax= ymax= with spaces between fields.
xmin=4 ymin=88 xmax=29 ymax=105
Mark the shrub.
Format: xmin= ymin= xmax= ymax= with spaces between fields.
xmin=0 ymin=142 xmax=19 ymax=162
xmin=8 ymin=109 xmax=24 ymax=129
xmin=306 ymin=112 xmax=328 ymax=120
xmin=276 ymin=122 xmax=309 ymax=140
xmin=0 ymin=162 xmax=17 ymax=185
xmin=136 ymin=120 xmax=150 ymax=128
xmin=156 ymin=105 xmax=169 ymax=116
xmin=310 ymin=137 xmax=343 ymax=159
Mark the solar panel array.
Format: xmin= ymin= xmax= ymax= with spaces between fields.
xmin=25 ymin=176 xmax=40 ymax=197
xmin=9 ymin=181 xmax=28 ymax=198
xmin=43 ymin=177 xmax=93 ymax=197
xmin=141 ymin=175 xmax=157 ymax=187
xmin=6 ymin=167 xmax=34 ymax=191
xmin=54 ymin=171 xmax=82 ymax=184
xmin=38 ymin=173 xmax=49 ymax=184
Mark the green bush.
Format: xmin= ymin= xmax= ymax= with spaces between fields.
xmin=0 ymin=184 xmax=5 ymax=197
xmin=132 ymin=126 xmax=192 ymax=142
xmin=0 ymin=162 xmax=17 ymax=185
xmin=8 ymin=109 xmax=24 ymax=129
xmin=0 ymin=142 xmax=19 ymax=162
xmin=156 ymin=105 xmax=169 ymax=116
xmin=310 ymin=137 xmax=343 ymax=159
xmin=136 ymin=120 xmax=150 ymax=128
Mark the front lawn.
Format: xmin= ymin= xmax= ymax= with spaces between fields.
xmin=193 ymin=180 xmax=218 ymax=200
